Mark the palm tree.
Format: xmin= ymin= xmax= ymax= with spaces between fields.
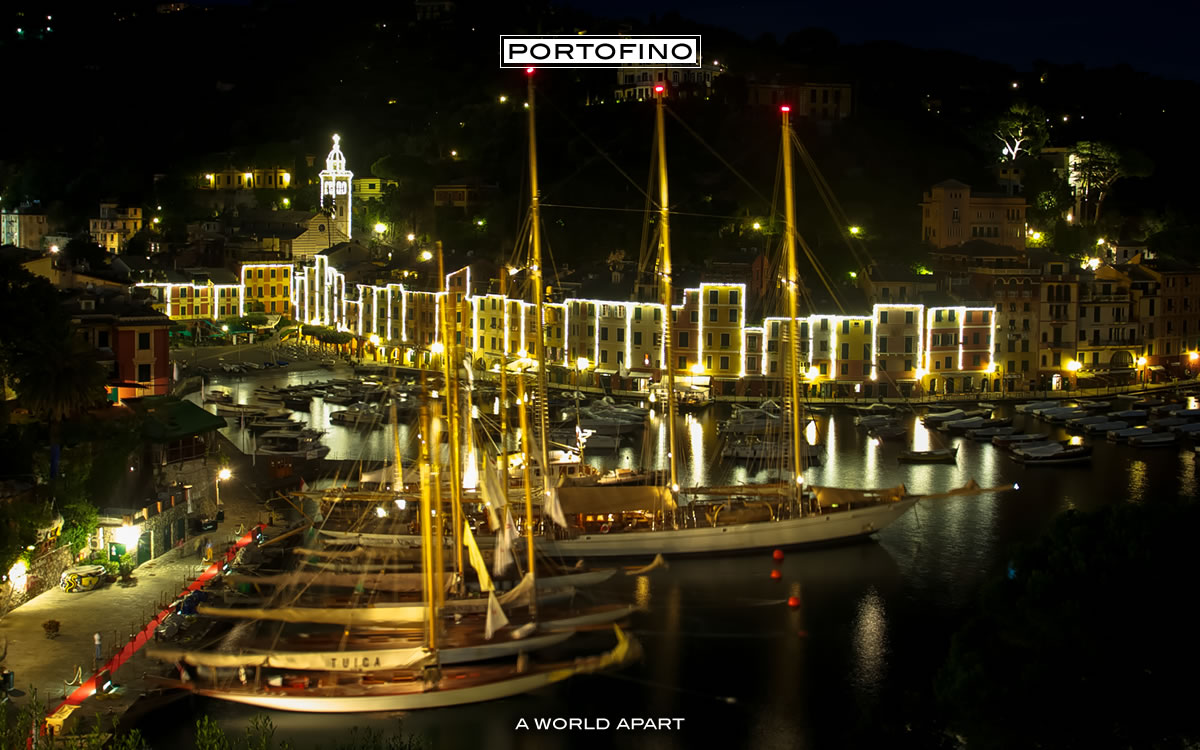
xmin=15 ymin=338 xmax=109 ymax=479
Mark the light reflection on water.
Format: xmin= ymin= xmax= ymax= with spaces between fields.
xmin=175 ymin=374 xmax=1200 ymax=749
xmin=852 ymin=587 xmax=888 ymax=696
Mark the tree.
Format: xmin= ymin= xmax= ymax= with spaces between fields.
xmin=991 ymin=103 xmax=1047 ymax=162
xmin=0 ymin=259 xmax=71 ymax=429
xmin=1069 ymin=141 xmax=1153 ymax=224
xmin=15 ymin=337 xmax=109 ymax=478
xmin=62 ymin=234 xmax=109 ymax=270
xmin=937 ymin=502 xmax=1200 ymax=750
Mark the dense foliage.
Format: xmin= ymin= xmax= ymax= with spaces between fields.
xmin=936 ymin=500 xmax=1200 ymax=750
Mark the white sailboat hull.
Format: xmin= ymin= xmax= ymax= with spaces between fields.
xmin=541 ymin=499 xmax=918 ymax=558
xmin=195 ymin=670 xmax=568 ymax=713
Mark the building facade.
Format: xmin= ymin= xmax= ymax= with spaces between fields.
xmin=921 ymin=180 xmax=1027 ymax=252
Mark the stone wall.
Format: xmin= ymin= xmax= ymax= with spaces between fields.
xmin=0 ymin=545 xmax=74 ymax=616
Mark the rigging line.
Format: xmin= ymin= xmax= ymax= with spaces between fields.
xmin=637 ymin=129 xmax=659 ymax=276
xmin=664 ymin=104 xmax=774 ymax=213
xmin=790 ymin=130 xmax=877 ymax=272
xmin=789 ymin=134 xmax=871 ymax=275
xmin=539 ymin=202 xmax=756 ymax=221
xmin=538 ymin=91 xmax=656 ymax=205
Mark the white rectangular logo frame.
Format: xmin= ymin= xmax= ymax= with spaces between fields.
xmin=500 ymin=35 xmax=701 ymax=69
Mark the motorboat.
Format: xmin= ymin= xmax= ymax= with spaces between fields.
xmin=1170 ymin=422 xmax=1200 ymax=436
xmin=1149 ymin=417 xmax=1188 ymax=431
xmin=720 ymin=402 xmax=783 ymax=434
xmin=856 ymin=415 xmax=897 ymax=429
xmin=1082 ymin=420 xmax=1127 ymax=435
xmin=1129 ymin=432 xmax=1178 ymax=448
xmin=1106 ymin=409 xmax=1148 ymax=421
xmin=922 ymin=409 xmax=965 ymax=425
xmin=1107 ymin=425 xmax=1153 ymax=442
xmin=868 ymin=423 xmax=909 ymax=441
xmin=247 ymin=415 xmax=300 ymax=431
xmin=205 ymin=389 xmax=234 ymax=404
xmin=1012 ymin=444 xmax=1092 ymax=465
xmin=1065 ymin=415 xmax=1110 ymax=432
xmin=847 ymin=403 xmax=897 ymax=415
xmin=257 ymin=430 xmax=331 ymax=459
xmin=720 ymin=434 xmax=821 ymax=461
xmin=1044 ymin=408 xmax=1088 ymax=424
xmin=1015 ymin=400 xmax=1058 ymax=413
xmin=898 ymin=447 xmax=958 ymax=464
xmin=1034 ymin=406 xmax=1084 ymax=421
xmin=966 ymin=425 xmax=1014 ymax=441
xmin=991 ymin=432 xmax=1047 ymax=447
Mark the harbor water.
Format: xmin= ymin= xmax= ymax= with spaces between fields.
xmin=151 ymin=368 xmax=1199 ymax=748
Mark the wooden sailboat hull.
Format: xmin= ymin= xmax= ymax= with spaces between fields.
xmin=540 ymin=499 xmax=918 ymax=559
xmin=194 ymin=669 xmax=568 ymax=713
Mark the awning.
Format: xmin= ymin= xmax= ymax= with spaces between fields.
xmin=1149 ymin=366 xmax=1165 ymax=371
xmin=557 ymin=485 xmax=677 ymax=515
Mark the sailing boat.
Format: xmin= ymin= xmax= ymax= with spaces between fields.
xmin=531 ymin=94 xmax=1010 ymax=559
xmin=152 ymin=388 xmax=640 ymax=712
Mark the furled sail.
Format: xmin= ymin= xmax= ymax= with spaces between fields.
xmin=149 ymin=646 xmax=431 ymax=672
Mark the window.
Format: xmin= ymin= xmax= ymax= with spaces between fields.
xmin=600 ymin=327 xmax=608 ymax=341
xmin=720 ymin=356 xmax=730 ymax=370
xmin=721 ymin=333 xmax=730 ymax=348
xmin=729 ymin=290 xmax=738 ymax=305
xmin=706 ymin=333 xmax=713 ymax=347
xmin=633 ymin=331 xmax=642 ymax=345
xmin=587 ymin=325 xmax=595 ymax=337
xmin=904 ymin=337 xmax=913 ymax=353
xmin=709 ymin=290 xmax=719 ymax=304
xmin=904 ymin=358 xmax=912 ymax=371
xmin=841 ymin=342 xmax=850 ymax=359
xmin=944 ymin=356 xmax=952 ymax=369
xmin=973 ymin=354 xmax=982 ymax=367
xmin=842 ymin=320 xmax=850 ymax=335
xmin=880 ymin=311 xmax=888 ymax=324
xmin=841 ymin=363 xmax=849 ymax=375
xmin=138 ymin=332 xmax=151 ymax=350
xmin=706 ymin=355 xmax=713 ymax=369
xmin=709 ymin=308 xmax=718 ymax=322
xmin=616 ymin=329 xmax=624 ymax=343
xmin=819 ymin=363 xmax=828 ymax=375
xmin=1008 ymin=340 xmax=1016 ymax=353
xmin=729 ymin=309 xmax=738 ymax=322
xmin=138 ymin=364 xmax=151 ymax=382
xmin=770 ymin=361 xmax=778 ymax=373
xmin=935 ymin=310 xmax=942 ymax=322
xmin=679 ymin=332 xmax=689 ymax=348
xmin=691 ymin=310 xmax=699 ymax=323
xmin=878 ymin=336 xmax=888 ymax=353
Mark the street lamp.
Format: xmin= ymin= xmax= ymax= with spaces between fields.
xmin=848 ymin=226 xmax=861 ymax=236
xmin=373 ymin=222 xmax=387 ymax=235
xmin=1137 ymin=356 xmax=1148 ymax=384
xmin=215 ymin=467 xmax=232 ymax=507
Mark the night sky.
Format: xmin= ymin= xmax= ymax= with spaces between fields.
xmin=566 ymin=0 xmax=1200 ymax=81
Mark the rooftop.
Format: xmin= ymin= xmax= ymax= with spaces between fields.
xmin=136 ymin=397 xmax=226 ymax=442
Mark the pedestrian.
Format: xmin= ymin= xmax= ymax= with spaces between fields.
xmin=93 ymin=632 xmax=102 ymax=665
xmin=204 ymin=540 xmax=214 ymax=562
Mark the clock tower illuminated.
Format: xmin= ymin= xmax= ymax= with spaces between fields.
xmin=319 ymin=134 xmax=353 ymax=240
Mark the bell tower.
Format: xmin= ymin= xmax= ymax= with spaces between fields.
xmin=319 ymin=134 xmax=353 ymax=241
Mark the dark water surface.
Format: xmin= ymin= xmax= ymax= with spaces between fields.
xmin=155 ymin=374 xmax=1198 ymax=748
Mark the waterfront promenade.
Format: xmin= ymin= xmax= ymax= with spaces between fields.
xmin=0 ymin=449 xmax=271 ymax=738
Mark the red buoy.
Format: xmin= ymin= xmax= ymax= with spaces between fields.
xmin=770 ymin=569 xmax=782 ymax=580
xmin=772 ymin=549 xmax=785 ymax=562
xmin=787 ymin=596 xmax=801 ymax=608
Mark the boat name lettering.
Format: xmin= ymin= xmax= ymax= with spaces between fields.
xmin=328 ymin=656 xmax=384 ymax=669
xmin=514 ymin=717 xmax=684 ymax=730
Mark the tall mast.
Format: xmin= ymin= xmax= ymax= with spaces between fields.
xmin=655 ymin=85 xmax=680 ymax=493
xmin=526 ymin=69 xmax=553 ymax=503
xmin=516 ymin=371 xmax=538 ymax=621
xmin=416 ymin=403 xmax=438 ymax=651
xmin=498 ymin=269 xmax=509 ymax=502
xmin=781 ymin=106 xmax=806 ymax=505
xmin=436 ymin=240 xmax=464 ymax=590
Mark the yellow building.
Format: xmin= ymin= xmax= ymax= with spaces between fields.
xmin=239 ymin=263 xmax=293 ymax=316
xmin=921 ymin=180 xmax=1026 ymax=252
xmin=89 ymin=204 xmax=143 ymax=253
xmin=352 ymin=177 xmax=397 ymax=201
xmin=1 ymin=205 xmax=50 ymax=250
xmin=200 ymin=168 xmax=293 ymax=191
